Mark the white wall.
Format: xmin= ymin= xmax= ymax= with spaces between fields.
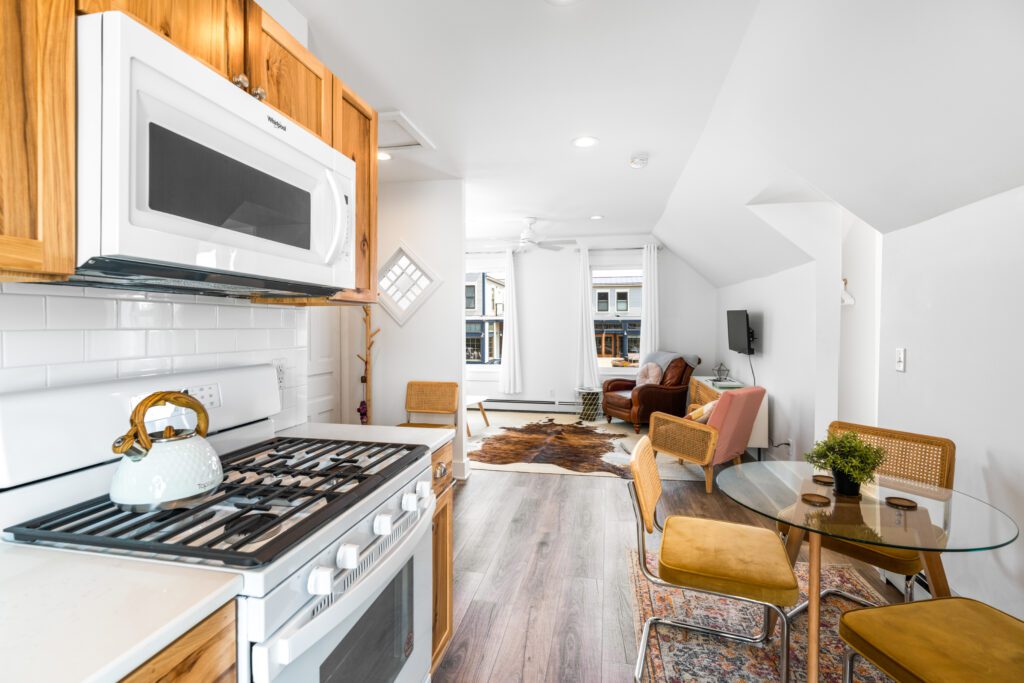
xmin=838 ymin=213 xmax=882 ymax=424
xmin=878 ymin=185 xmax=1024 ymax=617
xmin=464 ymin=246 xmax=717 ymax=404
xmin=256 ymin=0 xmax=309 ymax=46
xmin=715 ymin=262 xmax=817 ymax=458
xmin=342 ymin=180 xmax=467 ymax=471
xmin=0 ymin=284 xmax=310 ymax=429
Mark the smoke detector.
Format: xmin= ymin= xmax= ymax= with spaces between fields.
xmin=629 ymin=153 xmax=649 ymax=169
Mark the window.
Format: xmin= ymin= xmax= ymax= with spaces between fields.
xmin=592 ymin=268 xmax=643 ymax=368
xmin=465 ymin=269 xmax=505 ymax=364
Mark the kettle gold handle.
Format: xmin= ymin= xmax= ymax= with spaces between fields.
xmin=112 ymin=391 xmax=210 ymax=455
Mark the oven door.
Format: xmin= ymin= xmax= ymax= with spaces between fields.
xmin=250 ymin=502 xmax=433 ymax=683
xmin=79 ymin=12 xmax=356 ymax=289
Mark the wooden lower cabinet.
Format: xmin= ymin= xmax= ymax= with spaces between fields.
xmin=431 ymin=483 xmax=454 ymax=672
xmin=123 ymin=601 xmax=236 ymax=682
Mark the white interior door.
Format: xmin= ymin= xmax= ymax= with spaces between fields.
xmin=307 ymin=308 xmax=341 ymax=423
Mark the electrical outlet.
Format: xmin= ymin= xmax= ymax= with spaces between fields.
xmin=185 ymin=383 xmax=222 ymax=411
xmin=272 ymin=358 xmax=287 ymax=393
xmin=896 ymin=347 xmax=906 ymax=373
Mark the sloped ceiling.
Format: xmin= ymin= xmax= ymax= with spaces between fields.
xmin=655 ymin=0 xmax=1024 ymax=285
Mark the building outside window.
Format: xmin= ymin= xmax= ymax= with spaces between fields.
xmin=465 ymin=271 xmax=505 ymax=364
xmin=592 ymin=269 xmax=643 ymax=368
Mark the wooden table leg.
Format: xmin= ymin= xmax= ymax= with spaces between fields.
xmin=807 ymin=532 xmax=822 ymax=683
xmin=466 ymin=422 xmax=472 ymax=438
xmin=477 ymin=402 xmax=490 ymax=426
xmin=920 ymin=551 xmax=951 ymax=597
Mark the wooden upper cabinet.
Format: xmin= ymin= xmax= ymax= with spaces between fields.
xmin=0 ymin=0 xmax=76 ymax=280
xmin=331 ymin=78 xmax=379 ymax=302
xmin=246 ymin=0 xmax=332 ymax=144
xmin=76 ymin=0 xmax=246 ymax=80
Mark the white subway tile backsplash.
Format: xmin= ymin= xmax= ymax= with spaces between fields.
xmin=196 ymin=329 xmax=236 ymax=354
xmin=47 ymin=361 xmax=119 ymax=387
xmin=172 ymin=303 xmax=218 ymax=329
xmin=87 ymin=330 xmax=146 ymax=360
xmin=147 ymin=330 xmax=197 ymax=356
xmin=119 ymin=301 xmax=172 ymax=328
xmin=3 ymin=282 xmax=82 ymax=297
xmin=172 ymin=353 xmax=219 ymax=373
xmin=252 ymin=306 xmax=280 ymax=328
xmin=4 ymin=331 xmax=84 ymax=367
xmin=279 ymin=309 xmax=297 ymax=329
xmin=0 ymin=295 xmax=46 ymax=330
xmin=145 ymin=292 xmax=196 ymax=303
xmin=236 ymin=329 xmax=269 ymax=351
xmin=268 ymin=328 xmax=296 ymax=349
xmin=83 ymin=287 xmax=145 ymax=300
xmin=218 ymin=351 xmax=257 ymax=368
xmin=118 ymin=357 xmax=173 ymax=378
xmin=0 ymin=366 xmax=48 ymax=392
xmin=218 ymin=306 xmax=253 ymax=329
xmin=47 ymin=296 xmax=117 ymax=330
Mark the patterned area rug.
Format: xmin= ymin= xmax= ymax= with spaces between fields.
xmin=629 ymin=551 xmax=894 ymax=682
xmin=469 ymin=417 xmax=629 ymax=477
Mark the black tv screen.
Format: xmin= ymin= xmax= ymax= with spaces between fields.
xmin=727 ymin=310 xmax=753 ymax=355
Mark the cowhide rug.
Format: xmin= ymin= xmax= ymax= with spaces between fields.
xmin=469 ymin=417 xmax=628 ymax=477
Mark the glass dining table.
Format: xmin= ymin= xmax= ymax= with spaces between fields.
xmin=717 ymin=461 xmax=1019 ymax=682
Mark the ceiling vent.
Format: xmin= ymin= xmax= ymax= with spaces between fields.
xmin=378 ymin=111 xmax=436 ymax=152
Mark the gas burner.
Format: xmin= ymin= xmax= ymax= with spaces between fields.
xmin=223 ymin=512 xmax=281 ymax=543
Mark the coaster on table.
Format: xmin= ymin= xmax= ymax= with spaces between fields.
xmin=885 ymin=496 xmax=918 ymax=510
xmin=801 ymin=493 xmax=831 ymax=507
xmin=812 ymin=474 xmax=834 ymax=486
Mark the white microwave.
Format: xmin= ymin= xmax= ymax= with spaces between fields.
xmin=75 ymin=12 xmax=356 ymax=298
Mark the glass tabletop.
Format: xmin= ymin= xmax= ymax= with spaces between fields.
xmin=716 ymin=461 xmax=1019 ymax=552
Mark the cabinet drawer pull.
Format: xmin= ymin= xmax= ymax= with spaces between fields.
xmin=434 ymin=462 xmax=448 ymax=479
xmin=231 ymin=73 xmax=250 ymax=89
xmin=252 ymin=86 xmax=267 ymax=101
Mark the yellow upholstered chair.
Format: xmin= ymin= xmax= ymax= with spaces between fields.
xmin=397 ymin=381 xmax=459 ymax=430
xmin=839 ymin=598 xmax=1024 ymax=681
xmin=628 ymin=436 xmax=798 ymax=682
xmin=787 ymin=421 xmax=956 ymax=616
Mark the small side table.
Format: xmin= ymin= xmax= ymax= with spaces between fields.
xmin=575 ymin=387 xmax=602 ymax=422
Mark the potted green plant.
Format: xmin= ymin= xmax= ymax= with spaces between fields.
xmin=804 ymin=431 xmax=885 ymax=496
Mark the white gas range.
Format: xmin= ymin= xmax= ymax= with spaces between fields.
xmin=0 ymin=364 xmax=449 ymax=683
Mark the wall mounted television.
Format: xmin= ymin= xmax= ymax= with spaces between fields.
xmin=727 ymin=309 xmax=755 ymax=355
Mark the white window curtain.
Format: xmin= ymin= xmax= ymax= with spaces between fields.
xmin=639 ymin=243 xmax=660 ymax=359
xmin=498 ymin=248 xmax=522 ymax=394
xmin=575 ymin=248 xmax=601 ymax=389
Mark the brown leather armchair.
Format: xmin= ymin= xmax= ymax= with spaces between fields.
xmin=602 ymin=355 xmax=699 ymax=433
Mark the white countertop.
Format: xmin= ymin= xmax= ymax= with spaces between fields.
xmin=0 ymin=544 xmax=242 ymax=683
xmin=278 ymin=422 xmax=455 ymax=452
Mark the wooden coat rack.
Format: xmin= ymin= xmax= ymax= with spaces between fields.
xmin=356 ymin=305 xmax=381 ymax=424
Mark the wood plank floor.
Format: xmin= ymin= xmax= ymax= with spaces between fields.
xmin=433 ymin=467 xmax=901 ymax=683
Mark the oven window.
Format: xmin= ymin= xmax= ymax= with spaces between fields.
xmin=319 ymin=559 xmax=414 ymax=683
xmin=148 ymin=123 xmax=312 ymax=249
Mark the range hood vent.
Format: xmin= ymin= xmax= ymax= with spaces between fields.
xmin=378 ymin=111 xmax=436 ymax=152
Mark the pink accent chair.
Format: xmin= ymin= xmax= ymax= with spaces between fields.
xmin=648 ymin=386 xmax=766 ymax=493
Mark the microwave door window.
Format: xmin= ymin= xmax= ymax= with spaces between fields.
xmin=148 ymin=123 xmax=312 ymax=250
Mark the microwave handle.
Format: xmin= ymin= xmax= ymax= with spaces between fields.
xmin=323 ymin=170 xmax=346 ymax=265
xmin=250 ymin=496 xmax=435 ymax=683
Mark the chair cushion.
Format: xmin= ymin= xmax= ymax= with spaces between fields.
xmin=840 ymin=597 xmax=1024 ymax=682
xmin=605 ymin=390 xmax=633 ymax=409
xmin=659 ymin=516 xmax=799 ymax=606
xmin=661 ymin=358 xmax=688 ymax=386
xmin=636 ymin=362 xmax=663 ymax=387
xmin=685 ymin=399 xmax=717 ymax=424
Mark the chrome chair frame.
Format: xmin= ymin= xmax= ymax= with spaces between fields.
xmin=628 ymin=482 xmax=792 ymax=682
xmin=842 ymin=647 xmax=859 ymax=682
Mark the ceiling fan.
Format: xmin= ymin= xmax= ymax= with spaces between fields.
xmin=515 ymin=217 xmax=572 ymax=252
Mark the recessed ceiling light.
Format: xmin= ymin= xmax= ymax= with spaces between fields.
xmin=572 ymin=136 xmax=600 ymax=148
xmin=629 ymin=152 xmax=649 ymax=169
xmin=377 ymin=150 xmax=392 ymax=161
xmin=589 ymin=215 xmax=604 ymax=221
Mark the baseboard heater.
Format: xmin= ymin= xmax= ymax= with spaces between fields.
xmin=482 ymin=398 xmax=581 ymax=414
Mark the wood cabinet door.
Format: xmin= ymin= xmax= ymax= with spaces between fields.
xmin=0 ymin=0 xmax=75 ymax=280
xmin=331 ymin=78 xmax=378 ymax=303
xmin=431 ymin=484 xmax=455 ymax=672
xmin=76 ymin=0 xmax=244 ymax=80
xmin=246 ymin=0 xmax=332 ymax=143
xmin=123 ymin=600 xmax=236 ymax=682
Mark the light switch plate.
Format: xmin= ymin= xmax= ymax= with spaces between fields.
xmin=896 ymin=347 xmax=906 ymax=372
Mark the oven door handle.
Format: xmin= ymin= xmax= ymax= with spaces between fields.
xmin=251 ymin=495 xmax=435 ymax=683
xmin=322 ymin=170 xmax=345 ymax=265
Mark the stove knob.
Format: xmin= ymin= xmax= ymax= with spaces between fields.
xmin=415 ymin=481 xmax=432 ymax=499
xmin=373 ymin=513 xmax=393 ymax=536
xmin=307 ymin=566 xmax=334 ymax=596
xmin=401 ymin=492 xmax=419 ymax=512
xmin=335 ymin=543 xmax=359 ymax=570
